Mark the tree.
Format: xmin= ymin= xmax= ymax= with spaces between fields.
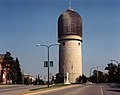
xmin=82 ymin=74 xmax=87 ymax=83
xmin=14 ymin=58 xmax=22 ymax=84
xmin=55 ymin=73 xmax=64 ymax=83
xmin=105 ymin=63 xmax=120 ymax=83
xmin=2 ymin=52 xmax=15 ymax=84
xmin=91 ymin=70 xmax=107 ymax=83
xmin=76 ymin=76 xmax=82 ymax=83
xmin=2 ymin=52 xmax=22 ymax=84
xmin=76 ymin=74 xmax=87 ymax=83
xmin=3 ymin=52 xmax=14 ymax=67
xmin=33 ymin=74 xmax=45 ymax=85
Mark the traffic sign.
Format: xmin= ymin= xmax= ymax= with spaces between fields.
xmin=44 ymin=61 xmax=53 ymax=67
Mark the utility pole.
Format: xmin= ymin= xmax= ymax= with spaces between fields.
xmin=22 ymin=69 xmax=24 ymax=85
xmin=89 ymin=67 xmax=95 ymax=82
xmin=97 ymin=66 xmax=98 ymax=83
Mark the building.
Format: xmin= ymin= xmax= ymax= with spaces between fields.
xmin=0 ymin=54 xmax=8 ymax=84
xmin=58 ymin=8 xmax=83 ymax=83
xmin=0 ymin=52 xmax=16 ymax=84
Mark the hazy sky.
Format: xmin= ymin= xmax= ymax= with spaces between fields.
xmin=0 ymin=0 xmax=120 ymax=78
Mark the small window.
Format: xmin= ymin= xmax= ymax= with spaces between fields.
xmin=63 ymin=42 xmax=65 ymax=46
xmin=78 ymin=43 xmax=80 ymax=46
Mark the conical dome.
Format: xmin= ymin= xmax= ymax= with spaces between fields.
xmin=58 ymin=9 xmax=82 ymax=38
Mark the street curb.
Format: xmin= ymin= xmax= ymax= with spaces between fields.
xmin=0 ymin=85 xmax=24 ymax=88
xmin=22 ymin=84 xmax=81 ymax=95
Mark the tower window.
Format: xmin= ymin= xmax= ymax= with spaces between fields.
xmin=63 ymin=42 xmax=65 ymax=46
xmin=78 ymin=43 xmax=80 ymax=46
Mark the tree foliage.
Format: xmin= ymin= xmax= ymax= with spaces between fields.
xmin=2 ymin=52 xmax=22 ymax=84
xmin=55 ymin=73 xmax=64 ymax=83
xmin=76 ymin=74 xmax=87 ymax=83
xmin=105 ymin=63 xmax=120 ymax=83
xmin=14 ymin=58 xmax=22 ymax=84
xmin=33 ymin=74 xmax=45 ymax=85
xmin=90 ymin=70 xmax=108 ymax=83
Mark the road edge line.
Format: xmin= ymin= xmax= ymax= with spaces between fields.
xmin=100 ymin=85 xmax=104 ymax=95
xmin=22 ymin=85 xmax=81 ymax=95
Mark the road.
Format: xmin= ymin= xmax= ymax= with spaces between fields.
xmin=0 ymin=84 xmax=119 ymax=95
xmin=24 ymin=84 xmax=120 ymax=95
xmin=0 ymin=85 xmax=46 ymax=95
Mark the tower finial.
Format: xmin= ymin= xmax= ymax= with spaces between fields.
xmin=68 ymin=0 xmax=73 ymax=11
xmin=68 ymin=0 xmax=71 ymax=9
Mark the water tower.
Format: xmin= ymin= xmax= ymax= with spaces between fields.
xmin=58 ymin=7 xmax=83 ymax=83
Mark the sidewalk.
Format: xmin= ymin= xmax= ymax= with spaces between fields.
xmin=0 ymin=84 xmax=24 ymax=88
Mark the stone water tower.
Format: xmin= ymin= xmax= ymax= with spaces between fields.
xmin=58 ymin=8 xmax=83 ymax=83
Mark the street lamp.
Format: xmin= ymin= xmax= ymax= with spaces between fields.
xmin=89 ymin=67 xmax=95 ymax=82
xmin=110 ymin=60 xmax=119 ymax=64
xmin=89 ymin=67 xmax=95 ymax=78
xmin=110 ymin=59 xmax=120 ymax=68
xmin=89 ymin=67 xmax=98 ymax=83
xmin=36 ymin=44 xmax=59 ymax=87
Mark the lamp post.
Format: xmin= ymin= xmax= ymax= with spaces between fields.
xmin=22 ymin=69 xmax=24 ymax=85
xmin=89 ymin=67 xmax=98 ymax=83
xmin=89 ymin=67 xmax=95 ymax=82
xmin=36 ymin=44 xmax=59 ymax=87
xmin=89 ymin=67 xmax=95 ymax=78
xmin=97 ymin=66 xmax=98 ymax=83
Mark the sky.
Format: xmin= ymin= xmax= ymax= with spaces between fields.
xmin=0 ymin=0 xmax=120 ymax=78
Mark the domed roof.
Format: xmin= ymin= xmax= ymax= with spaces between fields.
xmin=58 ymin=9 xmax=82 ymax=38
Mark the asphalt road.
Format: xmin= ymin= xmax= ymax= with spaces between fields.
xmin=26 ymin=84 xmax=120 ymax=95
xmin=0 ymin=84 xmax=120 ymax=95
xmin=0 ymin=85 xmax=46 ymax=95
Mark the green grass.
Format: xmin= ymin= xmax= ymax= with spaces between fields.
xmin=52 ymin=83 xmax=70 ymax=87
xmin=29 ymin=83 xmax=71 ymax=91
